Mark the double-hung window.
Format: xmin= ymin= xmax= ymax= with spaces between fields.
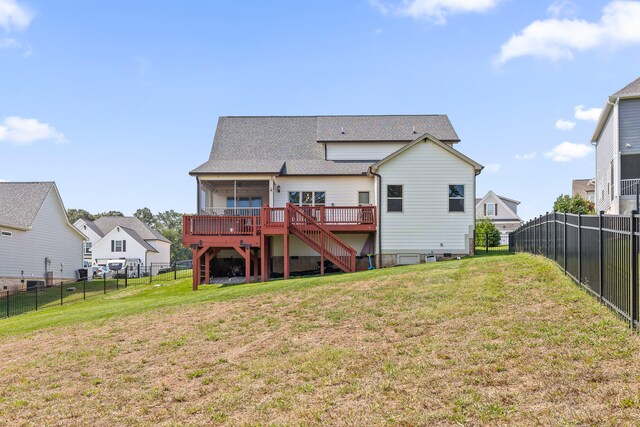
xmin=485 ymin=203 xmax=497 ymax=217
xmin=387 ymin=185 xmax=403 ymax=212
xmin=448 ymin=185 xmax=465 ymax=212
xmin=111 ymin=240 xmax=126 ymax=252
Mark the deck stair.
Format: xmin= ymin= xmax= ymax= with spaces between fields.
xmin=287 ymin=204 xmax=356 ymax=273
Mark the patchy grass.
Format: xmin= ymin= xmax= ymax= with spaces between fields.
xmin=1 ymin=253 xmax=640 ymax=425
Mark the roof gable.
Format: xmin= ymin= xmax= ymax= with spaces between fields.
xmin=612 ymin=76 xmax=640 ymax=98
xmin=92 ymin=226 xmax=158 ymax=253
xmin=370 ymin=133 xmax=483 ymax=172
xmin=0 ymin=182 xmax=54 ymax=229
xmin=92 ymin=216 xmax=170 ymax=243
xmin=476 ymin=191 xmax=521 ymax=221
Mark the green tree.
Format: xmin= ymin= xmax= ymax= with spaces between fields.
xmin=95 ymin=210 xmax=125 ymax=218
xmin=476 ymin=218 xmax=501 ymax=247
xmin=154 ymin=210 xmax=189 ymax=262
xmin=134 ymin=207 xmax=156 ymax=228
xmin=552 ymin=194 xmax=595 ymax=214
xmin=66 ymin=208 xmax=95 ymax=224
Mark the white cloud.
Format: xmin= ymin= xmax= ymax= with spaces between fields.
xmin=484 ymin=163 xmax=501 ymax=173
xmin=515 ymin=152 xmax=536 ymax=160
xmin=574 ymin=105 xmax=602 ymax=121
xmin=370 ymin=0 xmax=501 ymax=24
xmin=0 ymin=116 xmax=65 ymax=145
xmin=496 ymin=1 xmax=640 ymax=64
xmin=0 ymin=0 xmax=32 ymax=32
xmin=555 ymin=119 xmax=576 ymax=130
xmin=544 ymin=141 xmax=592 ymax=162
xmin=0 ymin=36 xmax=18 ymax=48
xmin=547 ymin=0 xmax=578 ymax=18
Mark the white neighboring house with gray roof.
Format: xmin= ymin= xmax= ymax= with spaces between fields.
xmin=73 ymin=216 xmax=171 ymax=267
xmin=475 ymin=191 xmax=522 ymax=244
xmin=187 ymin=115 xmax=483 ymax=276
xmin=0 ymin=182 xmax=86 ymax=291
xmin=592 ymin=76 xmax=640 ymax=215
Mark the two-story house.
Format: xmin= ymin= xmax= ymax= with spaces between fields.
xmin=73 ymin=216 xmax=171 ymax=268
xmin=183 ymin=115 xmax=483 ymax=288
xmin=593 ymin=76 xmax=640 ymax=214
xmin=475 ymin=191 xmax=522 ymax=244
xmin=572 ymin=178 xmax=596 ymax=204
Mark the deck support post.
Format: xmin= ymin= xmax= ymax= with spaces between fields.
xmin=253 ymin=250 xmax=259 ymax=282
xmin=245 ymin=246 xmax=251 ymax=284
xmin=191 ymin=248 xmax=199 ymax=291
xmin=204 ymin=250 xmax=211 ymax=285
xmin=260 ymin=235 xmax=267 ymax=282
xmin=284 ymin=233 xmax=290 ymax=280
xmin=320 ymin=235 xmax=325 ymax=276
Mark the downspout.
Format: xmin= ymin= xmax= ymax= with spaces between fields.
xmin=369 ymin=167 xmax=382 ymax=268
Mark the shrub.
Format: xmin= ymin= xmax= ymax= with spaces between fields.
xmin=476 ymin=218 xmax=501 ymax=247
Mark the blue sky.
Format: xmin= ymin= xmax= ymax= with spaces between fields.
xmin=1 ymin=0 xmax=640 ymax=221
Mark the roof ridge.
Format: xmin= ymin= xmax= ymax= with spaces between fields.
xmin=220 ymin=114 xmax=448 ymax=118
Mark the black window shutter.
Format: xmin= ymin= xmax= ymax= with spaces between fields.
xmin=123 ymin=240 xmax=126 ymax=251
xmin=484 ymin=204 xmax=486 ymax=215
xmin=111 ymin=240 xmax=114 ymax=251
xmin=495 ymin=204 xmax=498 ymax=215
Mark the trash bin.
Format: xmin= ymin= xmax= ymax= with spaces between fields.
xmin=77 ymin=268 xmax=88 ymax=280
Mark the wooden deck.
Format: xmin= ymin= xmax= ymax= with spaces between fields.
xmin=182 ymin=205 xmax=376 ymax=289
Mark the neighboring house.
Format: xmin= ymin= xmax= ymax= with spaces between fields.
xmin=475 ymin=191 xmax=522 ymax=244
xmin=184 ymin=115 xmax=483 ymax=287
xmin=0 ymin=182 xmax=86 ymax=291
xmin=73 ymin=217 xmax=171 ymax=267
xmin=593 ymin=76 xmax=640 ymax=214
xmin=572 ymin=178 xmax=596 ymax=203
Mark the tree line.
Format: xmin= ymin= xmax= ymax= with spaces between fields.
xmin=67 ymin=208 xmax=191 ymax=262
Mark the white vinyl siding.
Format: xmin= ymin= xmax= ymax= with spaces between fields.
xmin=274 ymin=176 xmax=375 ymax=207
xmin=0 ymin=189 xmax=84 ymax=281
xmin=378 ymin=140 xmax=475 ymax=254
xmin=325 ymin=142 xmax=407 ymax=161
xmin=596 ymin=110 xmax=616 ymax=213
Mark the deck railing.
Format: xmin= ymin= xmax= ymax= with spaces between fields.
xmin=183 ymin=215 xmax=260 ymax=236
xmin=199 ymin=207 xmax=262 ymax=216
xmin=621 ymin=179 xmax=640 ymax=196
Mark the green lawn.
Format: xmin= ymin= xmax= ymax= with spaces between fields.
xmin=1 ymin=254 xmax=639 ymax=425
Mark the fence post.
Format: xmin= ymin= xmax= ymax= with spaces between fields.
xmin=150 ymin=263 xmax=153 ymax=284
xmin=599 ymin=211 xmax=604 ymax=301
xmin=174 ymin=263 xmax=177 ymax=280
xmin=125 ymin=266 xmax=128 ymax=288
xmin=35 ymin=284 xmax=38 ymax=311
xmin=563 ymin=212 xmax=567 ymax=275
xmin=103 ymin=274 xmax=106 ymax=294
xmin=578 ymin=213 xmax=582 ymax=285
xmin=553 ymin=211 xmax=557 ymax=263
xmin=485 ymin=232 xmax=489 ymax=253
xmin=60 ymin=280 xmax=63 ymax=306
xmin=83 ymin=279 xmax=86 ymax=300
xmin=6 ymin=291 xmax=9 ymax=318
xmin=631 ymin=210 xmax=638 ymax=328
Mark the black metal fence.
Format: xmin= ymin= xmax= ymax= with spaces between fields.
xmin=510 ymin=212 xmax=639 ymax=327
xmin=0 ymin=263 xmax=192 ymax=320
xmin=475 ymin=232 xmax=512 ymax=253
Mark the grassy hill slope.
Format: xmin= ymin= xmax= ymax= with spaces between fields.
xmin=1 ymin=254 xmax=639 ymax=426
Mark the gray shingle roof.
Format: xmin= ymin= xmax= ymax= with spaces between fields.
xmin=120 ymin=227 xmax=158 ymax=252
xmin=191 ymin=115 xmax=460 ymax=175
xmin=91 ymin=217 xmax=171 ymax=243
xmin=316 ymin=115 xmax=459 ymax=142
xmin=0 ymin=182 xmax=54 ymax=229
xmin=612 ymin=77 xmax=640 ymax=97
xmin=81 ymin=219 xmax=105 ymax=237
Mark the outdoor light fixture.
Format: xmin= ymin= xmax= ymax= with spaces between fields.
xmin=626 ymin=143 xmax=632 ymax=148
xmin=277 ymin=185 xmax=281 ymax=193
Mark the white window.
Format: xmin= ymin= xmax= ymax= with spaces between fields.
xmin=448 ymin=185 xmax=465 ymax=212
xmin=0 ymin=230 xmax=12 ymax=237
xmin=588 ymin=194 xmax=595 ymax=203
xmin=485 ymin=203 xmax=497 ymax=217
xmin=387 ymin=185 xmax=403 ymax=212
xmin=84 ymin=241 xmax=92 ymax=255
xmin=288 ymin=191 xmax=326 ymax=206
xmin=358 ymin=191 xmax=370 ymax=206
xmin=111 ymin=240 xmax=126 ymax=252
